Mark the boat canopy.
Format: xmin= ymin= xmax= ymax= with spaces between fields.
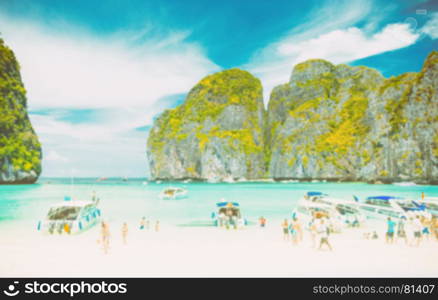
xmin=307 ymin=191 xmax=327 ymax=197
xmin=216 ymin=202 xmax=239 ymax=207
xmin=366 ymin=196 xmax=403 ymax=201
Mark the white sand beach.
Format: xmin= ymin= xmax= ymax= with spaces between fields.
xmin=1 ymin=220 xmax=437 ymax=277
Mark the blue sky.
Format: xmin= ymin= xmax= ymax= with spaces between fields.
xmin=0 ymin=0 xmax=437 ymax=177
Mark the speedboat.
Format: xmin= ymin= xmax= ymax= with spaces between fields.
xmin=159 ymin=187 xmax=188 ymax=200
xmin=37 ymin=197 xmax=101 ymax=234
xmin=295 ymin=192 xmax=364 ymax=232
xmin=211 ymin=201 xmax=248 ymax=228
xmin=302 ymin=191 xmax=364 ymax=222
xmin=414 ymin=197 xmax=438 ymax=217
xmin=353 ymin=195 xmax=429 ymax=221
xmin=393 ymin=182 xmax=416 ymax=187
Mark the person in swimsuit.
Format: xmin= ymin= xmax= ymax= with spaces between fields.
xmin=122 ymin=222 xmax=128 ymax=245
xmin=317 ymin=219 xmax=332 ymax=251
xmin=282 ymin=219 xmax=289 ymax=241
xmin=139 ymin=217 xmax=146 ymax=230
xmin=386 ymin=217 xmax=396 ymax=244
xmin=396 ymin=217 xmax=408 ymax=244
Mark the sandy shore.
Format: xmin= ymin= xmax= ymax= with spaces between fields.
xmin=1 ymin=220 xmax=437 ymax=277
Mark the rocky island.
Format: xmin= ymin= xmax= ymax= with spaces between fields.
xmin=147 ymin=51 xmax=437 ymax=184
xmin=147 ymin=69 xmax=266 ymax=181
xmin=0 ymin=38 xmax=42 ymax=184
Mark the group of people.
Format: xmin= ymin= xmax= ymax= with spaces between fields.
xmin=98 ymin=217 xmax=160 ymax=254
xmin=281 ymin=216 xmax=333 ymax=251
xmin=139 ymin=217 xmax=160 ymax=232
xmin=386 ymin=215 xmax=438 ymax=246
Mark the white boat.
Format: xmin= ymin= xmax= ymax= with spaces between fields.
xmin=211 ymin=201 xmax=248 ymax=228
xmin=353 ymin=195 xmax=430 ymax=221
xmin=159 ymin=187 xmax=188 ymax=200
xmin=293 ymin=201 xmax=347 ymax=233
xmin=393 ymin=182 xmax=416 ymax=187
xmin=295 ymin=192 xmax=364 ymax=231
xmin=37 ymin=198 xmax=101 ymax=234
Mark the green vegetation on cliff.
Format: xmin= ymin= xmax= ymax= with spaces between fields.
xmin=0 ymin=38 xmax=41 ymax=182
xmin=147 ymin=68 xmax=266 ymax=180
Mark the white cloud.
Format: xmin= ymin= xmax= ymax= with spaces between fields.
xmin=244 ymin=1 xmax=420 ymax=104
xmin=0 ymin=15 xmax=218 ymax=110
xmin=0 ymin=15 xmax=218 ymax=177
xmin=421 ymin=12 xmax=438 ymax=39
xmin=277 ymin=24 xmax=419 ymax=64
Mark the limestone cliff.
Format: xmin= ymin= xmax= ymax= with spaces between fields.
xmin=267 ymin=51 xmax=437 ymax=183
xmin=0 ymin=38 xmax=42 ymax=184
xmin=147 ymin=69 xmax=266 ymax=181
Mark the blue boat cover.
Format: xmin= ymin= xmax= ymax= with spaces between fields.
xmin=366 ymin=195 xmax=403 ymax=201
xmin=307 ymin=191 xmax=327 ymax=197
xmin=216 ymin=202 xmax=239 ymax=207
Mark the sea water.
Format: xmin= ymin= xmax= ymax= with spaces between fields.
xmin=1 ymin=178 xmax=437 ymax=229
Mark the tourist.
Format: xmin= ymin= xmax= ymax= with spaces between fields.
xmin=218 ymin=211 xmax=225 ymax=227
xmin=100 ymin=222 xmax=110 ymax=254
xmin=139 ymin=217 xmax=146 ymax=230
xmin=155 ymin=220 xmax=160 ymax=232
xmin=282 ymin=219 xmax=289 ymax=241
xmin=413 ymin=216 xmax=423 ymax=247
xmin=259 ymin=216 xmax=266 ymax=228
xmin=122 ymin=222 xmax=128 ymax=245
xmin=396 ymin=217 xmax=408 ymax=245
xmin=421 ymin=216 xmax=431 ymax=241
xmin=289 ymin=219 xmax=297 ymax=245
xmin=295 ymin=217 xmax=303 ymax=242
xmin=317 ymin=219 xmax=332 ymax=251
xmin=433 ymin=216 xmax=438 ymax=241
xmin=309 ymin=217 xmax=317 ymax=247
xmin=386 ymin=217 xmax=396 ymax=244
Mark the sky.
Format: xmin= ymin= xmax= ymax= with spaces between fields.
xmin=0 ymin=0 xmax=437 ymax=178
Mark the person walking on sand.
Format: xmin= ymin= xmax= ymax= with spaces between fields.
xmin=413 ymin=216 xmax=423 ymax=247
xmin=139 ymin=217 xmax=146 ymax=230
xmin=309 ymin=217 xmax=317 ymax=248
xmin=421 ymin=216 xmax=431 ymax=241
xmin=282 ymin=219 xmax=289 ymax=241
xmin=433 ymin=216 xmax=438 ymax=241
xmin=396 ymin=217 xmax=408 ymax=245
xmin=289 ymin=220 xmax=298 ymax=245
xmin=295 ymin=217 xmax=303 ymax=242
xmin=259 ymin=216 xmax=266 ymax=228
xmin=386 ymin=217 xmax=396 ymax=244
xmin=122 ymin=222 xmax=128 ymax=245
xmin=100 ymin=222 xmax=110 ymax=254
xmin=155 ymin=220 xmax=160 ymax=232
xmin=317 ymin=219 xmax=332 ymax=251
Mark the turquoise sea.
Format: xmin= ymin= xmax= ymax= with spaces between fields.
xmin=1 ymin=178 xmax=438 ymax=228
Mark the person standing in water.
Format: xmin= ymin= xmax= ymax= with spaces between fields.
xmin=282 ymin=219 xmax=289 ymax=241
xmin=122 ymin=222 xmax=128 ymax=245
